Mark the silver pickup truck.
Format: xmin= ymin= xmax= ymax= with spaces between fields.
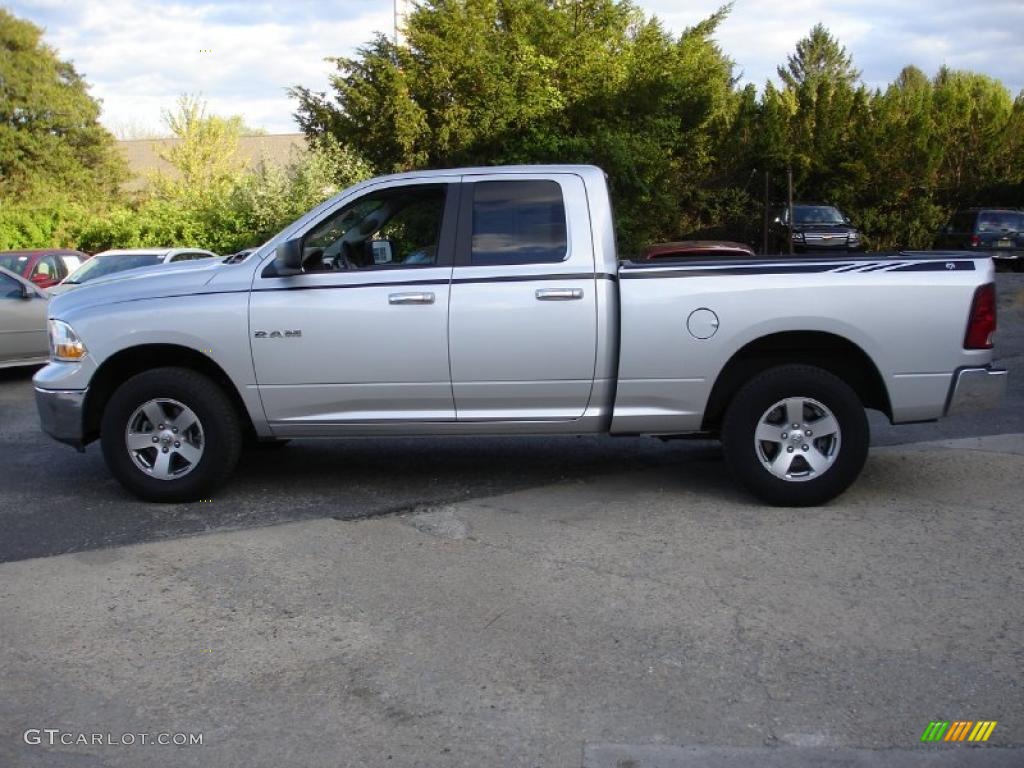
xmin=34 ymin=165 xmax=1007 ymax=505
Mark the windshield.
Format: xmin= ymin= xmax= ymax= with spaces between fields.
xmin=0 ymin=254 xmax=30 ymax=273
xmin=793 ymin=205 xmax=846 ymax=225
xmin=977 ymin=211 xmax=1022 ymax=233
xmin=64 ymin=253 xmax=163 ymax=284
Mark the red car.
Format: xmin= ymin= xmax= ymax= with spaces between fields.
xmin=641 ymin=241 xmax=756 ymax=261
xmin=0 ymin=249 xmax=90 ymax=289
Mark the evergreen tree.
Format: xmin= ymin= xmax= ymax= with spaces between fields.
xmin=777 ymin=23 xmax=860 ymax=89
xmin=0 ymin=8 xmax=126 ymax=202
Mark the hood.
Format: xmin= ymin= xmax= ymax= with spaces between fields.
xmin=48 ymin=258 xmax=231 ymax=317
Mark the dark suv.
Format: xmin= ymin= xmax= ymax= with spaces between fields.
xmin=768 ymin=204 xmax=863 ymax=254
xmin=934 ymin=209 xmax=1023 ymax=271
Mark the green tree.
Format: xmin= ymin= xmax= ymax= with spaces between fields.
xmin=0 ymin=8 xmax=126 ymax=202
xmin=74 ymin=98 xmax=372 ymax=254
xmin=777 ymin=23 xmax=860 ymax=90
xmin=291 ymin=0 xmax=741 ymax=252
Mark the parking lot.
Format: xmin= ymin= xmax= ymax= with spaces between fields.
xmin=1 ymin=274 xmax=1022 ymax=766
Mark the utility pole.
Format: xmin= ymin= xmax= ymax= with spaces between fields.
xmin=787 ymin=166 xmax=794 ymax=256
xmin=394 ymin=0 xmax=409 ymax=44
xmin=762 ymin=170 xmax=770 ymax=256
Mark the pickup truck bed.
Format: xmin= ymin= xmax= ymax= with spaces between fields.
xmin=34 ymin=165 xmax=1007 ymax=506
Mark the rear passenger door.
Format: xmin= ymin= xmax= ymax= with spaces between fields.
xmin=448 ymin=174 xmax=598 ymax=421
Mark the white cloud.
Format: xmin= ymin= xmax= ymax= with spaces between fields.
xmin=642 ymin=0 xmax=1024 ymax=94
xmin=7 ymin=0 xmax=1023 ymax=137
xmin=10 ymin=0 xmax=391 ymax=134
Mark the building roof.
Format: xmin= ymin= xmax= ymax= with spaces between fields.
xmin=116 ymin=133 xmax=307 ymax=192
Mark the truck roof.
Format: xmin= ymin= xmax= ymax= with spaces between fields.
xmin=367 ymin=164 xmax=606 ymax=184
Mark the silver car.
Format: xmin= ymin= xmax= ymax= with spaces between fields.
xmin=0 ymin=266 xmax=49 ymax=368
xmin=49 ymin=248 xmax=218 ymax=294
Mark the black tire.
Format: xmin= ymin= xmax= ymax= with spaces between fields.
xmin=721 ymin=364 xmax=869 ymax=506
xmin=100 ymin=367 xmax=242 ymax=502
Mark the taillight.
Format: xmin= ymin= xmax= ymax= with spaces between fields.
xmin=964 ymin=283 xmax=996 ymax=349
xmin=970 ymin=235 xmax=980 ymax=247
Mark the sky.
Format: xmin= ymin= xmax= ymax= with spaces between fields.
xmin=7 ymin=0 xmax=1024 ymax=137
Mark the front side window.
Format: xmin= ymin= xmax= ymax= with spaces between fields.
xmin=302 ymin=184 xmax=447 ymax=272
xmin=470 ymin=180 xmax=567 ymax=266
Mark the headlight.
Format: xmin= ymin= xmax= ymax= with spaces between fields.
xmin=792 ymin=231 xmax=805 ymax=240
xmin=48 ymin=320 xmax=88 ymax=362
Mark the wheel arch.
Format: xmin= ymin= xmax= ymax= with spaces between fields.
xmin=83 ymin=344 xmax=255 ymax=444
xmin=702 ymin=330 xmax=891 ymax=432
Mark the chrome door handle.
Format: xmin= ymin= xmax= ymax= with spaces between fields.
xmin=388 ymin=292 xmax=435 ymax=305
xmin=535 ymin=288 xmax=583 ymax=301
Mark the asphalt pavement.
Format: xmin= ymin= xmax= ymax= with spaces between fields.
xmin=2 ymin=434 xmax=1022 ymax=767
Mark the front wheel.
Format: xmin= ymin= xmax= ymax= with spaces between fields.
xmin=721 ymin=364 xmax=869 ymax=506
xmin=100 ymin=367 xmax=242 ymax=502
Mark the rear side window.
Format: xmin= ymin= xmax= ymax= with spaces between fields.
xmin=470 ymin=180 xmax=567 ymax=265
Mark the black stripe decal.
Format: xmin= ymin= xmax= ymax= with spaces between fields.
xmin=889 ymin=260 xmax=976 ymax=272
xmin=619 ymin=258 xmax=980 ymax=278
xmin=859 ymin=263 xmax=901 ymax=272
xmin=619 ymin=263 xmax=851 ymax=278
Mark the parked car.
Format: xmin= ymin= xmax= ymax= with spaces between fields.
xmin=769 ymin=204 xmax=863 ymax=254
xmin=34 ymin=165 xmax=1005 ymax=507
xmin=49 ymin=248 xmax=219 ymax=294
xmin=934 ymin=208 xmax=1024 ymax=271
xmin=0 ymin=266 xmax=50 ymax=369
xmin=0 ymin=249 xmax=90 ymax=289
xmin=641 ymin=241 xmax=755 ymax=261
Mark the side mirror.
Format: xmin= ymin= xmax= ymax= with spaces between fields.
xmin=273 ymin=238 xmax=303 ymax=276
xmin=30 ymin=273 xmax=50 ymax=286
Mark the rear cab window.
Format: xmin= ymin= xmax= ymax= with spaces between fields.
xmin=469 ymin=180 xmax=568 ymax=266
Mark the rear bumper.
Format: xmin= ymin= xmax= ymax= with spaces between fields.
xmin=35 ymin=386 xmax=88 ymax=451
xmin=944 ymin=366 xmax=1007 ymax=416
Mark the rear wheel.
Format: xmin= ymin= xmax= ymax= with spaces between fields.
xmin=101 ymin=367 xmax=242 ymax=502
xmin=721 ymin=364 xmax=868 ymax=506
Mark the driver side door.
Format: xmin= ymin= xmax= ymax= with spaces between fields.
xmin=250 ymin=179 xmax=460 ymax=433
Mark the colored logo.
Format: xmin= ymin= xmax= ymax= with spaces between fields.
xmin=921 ymin=721 xmax=997 ymax=743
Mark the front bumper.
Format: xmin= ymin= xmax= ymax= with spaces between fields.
xmin=35 ymin=386 xmax=88 ymax=451
xmin=945 ymin=366 xmax=1007 ymax=416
